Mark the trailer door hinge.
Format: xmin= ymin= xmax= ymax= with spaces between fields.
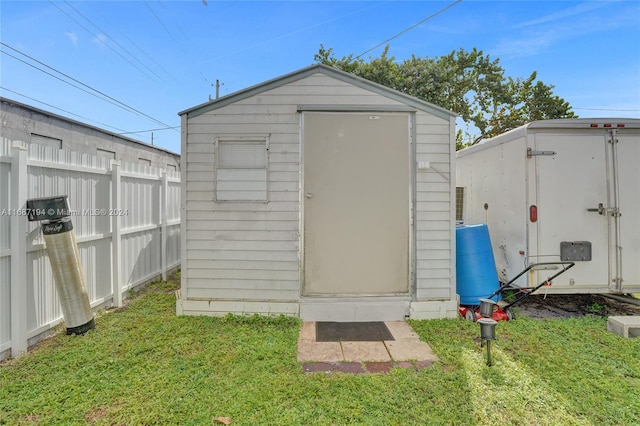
xmin=527 ymin=148 xmax=556 ymax=158
xmin=609 ymin=208 xmax=622 ymax=218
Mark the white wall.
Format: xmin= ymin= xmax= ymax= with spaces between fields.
xmin=1 ymin=98 xmax=180 ymax=170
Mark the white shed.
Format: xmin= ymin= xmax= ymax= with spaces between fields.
xmin=177 ymin=64 xmax=458 ymax=321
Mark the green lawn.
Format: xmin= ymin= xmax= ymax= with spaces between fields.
xmin=1 ymin=275 xmax=639 ymax=425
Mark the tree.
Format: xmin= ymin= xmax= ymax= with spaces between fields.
xmin=314 ymin=45 xmax=576 ymax=149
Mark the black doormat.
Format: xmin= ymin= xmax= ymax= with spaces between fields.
xmin=315 ymin=322 xmax=395 ymax=342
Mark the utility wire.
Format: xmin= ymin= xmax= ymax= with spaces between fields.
xmin=48 ymin=0 xmax=158 ymax=83
xmin=119 ymin=31 xmax=176 ymax=81
xmin=0 ymin=42 xmax=177 ymax=130
xmin=79 ymin=0 xmax=176 ymax=81
xmin=201 ymin=1 xmax=387 ymax=65
xmin=62 ymin=0 xmax=164 ymax=82
xmin=0 ymin=86 xmax=129 ymax=133
xmin=144 ymin=1 xmax=188 ymax=55
xmin=155 ymin=0 xmax=192 ymax=47
xmin=574 ymin=107 xmax=640 ymax=112
xmin=119 ymin=126 xmax=180 ymax=135
xmin=355 ymin=0 xmax=463 ymax=59
xmin=143 ymin=0 xmax=211 ymax=89
xmin=1 ymin=49 xmax=125 ymax=109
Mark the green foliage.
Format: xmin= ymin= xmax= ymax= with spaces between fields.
xmin=315 ymin=45 xmax=577 ymax=147
xmin=502 ymin=290 xmax=517 ymax=304
xmin=1 ymin=278 xmax=638 ymax=425
xmin=586 ymin=302 xmax=605 ymax=314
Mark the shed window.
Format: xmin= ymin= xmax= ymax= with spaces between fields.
xmin=216 ymin=138 xmax=268 ymax=201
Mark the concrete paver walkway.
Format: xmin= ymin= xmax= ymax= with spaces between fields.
xmin=297 ymin=321 xmax=439 ymax=374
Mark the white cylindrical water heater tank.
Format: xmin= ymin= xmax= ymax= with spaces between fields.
xmin=27 ymin=196 xmax=95 ymax=335
xmin=42 ymin=218 xmax=94 ymax=334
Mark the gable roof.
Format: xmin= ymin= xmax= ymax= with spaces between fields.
xmin=178 ymin=63 xmax=456 ymax=121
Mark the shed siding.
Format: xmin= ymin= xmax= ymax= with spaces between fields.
xmin=183 ymin=71 xmax=454 ymax=308
xmin=414 ymin=113 xmax=455 ymax=301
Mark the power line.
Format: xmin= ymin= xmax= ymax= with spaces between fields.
xmin=156 ymin=0 xmax=193 ymax=47
xmin=574 ymin=107 xmax=640 ymax=112
xmin=355 ymin=0 xmax=463 ymax=60
xmin=0 ymin=86 xmax=129 ymax=133
xmin=79 ymin=0 xmax=176 ymax=82
xmin=1 ymin=49 xmax=126 ymax=109
xmin=101 ymin=14 xmax=176 ymax=82
xmin=62 ymin=0 xmax=165 ymax=82
xmin=119 ymin=31 xmax=176 ymax=81
xmin=118 ymin=126 xmax=180 ymax=135
xmin=201 ymin=1 xmax=387 ymax=65
xmin=0 ymin=42 xmax=177 ymax=131
xmin=0 ymin=45 xmax=172 ymax=129
xmin=144 ymin=1 xmax=188 ymax=55
xmin=143 ymin=0 xmax=210 ymax=89
xmin=48 ymin=0 xmax=158 ymax=83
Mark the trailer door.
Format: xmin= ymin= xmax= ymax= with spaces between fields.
xmin=531 ymin=132 xmax=610 ymax=291
xmin=615 ymin=129 xmax=640 ymax=292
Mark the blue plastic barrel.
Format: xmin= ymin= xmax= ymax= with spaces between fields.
xmin=456 ymin=224 xmax=501 ymax=305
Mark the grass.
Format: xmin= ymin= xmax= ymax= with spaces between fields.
xmin=1 ymin=275 xmax=639 ymax=425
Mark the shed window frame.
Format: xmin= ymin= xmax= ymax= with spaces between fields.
xmin=214 ymin=135 xmax=270 ymax=202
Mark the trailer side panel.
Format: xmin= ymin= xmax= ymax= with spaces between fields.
xmin=457 ymin=119 xmax=640 ymax=294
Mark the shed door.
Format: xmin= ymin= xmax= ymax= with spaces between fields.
xmin=303 ymin=112 xmax=410 ymax=296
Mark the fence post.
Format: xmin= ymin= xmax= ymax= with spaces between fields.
xmin=161 ymin=171 xmax=168 ymax=281
xmin=111 ymin=161 xmax=122 ymax=307
xmin=10 ymin=144 xmax=28 ymax=357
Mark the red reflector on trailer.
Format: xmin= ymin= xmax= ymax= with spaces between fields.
xmin=618 ymin=123 xmax=625 ymax=128
xmin=530 ymin=205 xmax=538 ymax=222
xmin=590 ymin=124 xmax=598 ymax=127
xmin=604 ymin=123 xmax=612 ymax=128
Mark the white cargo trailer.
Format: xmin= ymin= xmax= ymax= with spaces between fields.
xmin=456 ymin=118 xmax=640 ymax=294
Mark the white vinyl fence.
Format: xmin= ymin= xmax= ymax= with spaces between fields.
xmin=0 ymin=139 xmax=181 ymax=359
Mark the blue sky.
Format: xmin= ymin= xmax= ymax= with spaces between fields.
xmin=1 ymin=0 xmax=639 ymax=154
